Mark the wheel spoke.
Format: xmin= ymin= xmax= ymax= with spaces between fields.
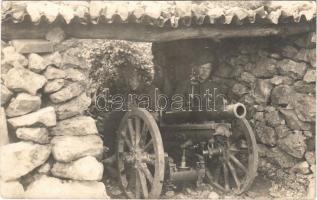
xmin=139 ymin=122 xmax=148 ymax=147
xmin=230 ymin=148 xmax=249 ymax=154
xmin=138 ymin=169 xmax=149 ymax=198
xmin=143 ymin=139 xmax=153 ymax=152
xmin=128 ymin=119 xmax=136 ymax=146
xmin=227 ymin=161 xmax=241 ymax=190
xmin=230 ymin=154 xmax=247 ymax=174
xmin=206 ymin=168 xmax=225 ymax=192
xmin=223 ymin=163 xmax=230 ymax=191
xmin=135 ymin=117 xmax=141 ymax=146
xmin=118 ymin=161 xmax=125 ymax=172
xmin=122 ymin=176 xmax=128 ymax=188
xmin=127 ymin=169 xmax=136 ymax=192
xmin=141 ymin=121 xmax=147 ymax=137
xmin=214 ymin=164 xmax=221 ymax=183
xmin=140 ymin=163 xmax=154 ymax=185
xmin=121 ymin=131 xmax=133 ymax=151
xmin=135 ymin=170 xmax=141 ymax=199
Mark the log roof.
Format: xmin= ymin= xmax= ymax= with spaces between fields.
xmin=2 ymin=1 xmax=316 ymax=27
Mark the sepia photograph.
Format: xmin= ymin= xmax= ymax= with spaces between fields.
xmin=0 ymin=1 xmax=316 ymax=199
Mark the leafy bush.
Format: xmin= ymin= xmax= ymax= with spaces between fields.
xmin=88 ymin=40 xmax=153 ymax=95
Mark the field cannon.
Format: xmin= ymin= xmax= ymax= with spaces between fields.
xmin=115 ymin=102 xmax=258 ymax=198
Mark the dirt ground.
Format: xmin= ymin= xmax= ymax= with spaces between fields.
xmin=104 ymin=161 xmax=314 ymax=199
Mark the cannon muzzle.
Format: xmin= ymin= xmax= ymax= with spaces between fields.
xmin=225 ymin=103 xmax=246 ymax=119
xmin=162 ymin=103 xmax=247 ymax=124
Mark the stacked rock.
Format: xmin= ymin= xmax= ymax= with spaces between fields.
xmin=152 ymin=31 xmax=316 ymax=173
xmin=0 ymin=29 xmax=108 ymax=198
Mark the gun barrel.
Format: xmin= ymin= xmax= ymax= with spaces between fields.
xmin=225 ymin=103 xmax=246 ymax=119
xmin=162 ymin=103 xmax=247 ymax=124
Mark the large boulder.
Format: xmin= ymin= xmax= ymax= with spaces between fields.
xmin=28 ymin=53 xmax=47 ymax=73
xmin=1 ymin=46 xmax=28 ymax=68
xmin=270 ymin=76 xmax=293 ymax=86
xmin=62 ymin=50 xmax=87 ymax=69
xmin=275 ymin=125 xmax=292 ymax=139
xmin=266 ymin=147 xmax=298 ymax=168
xmin=278 ymin=132 xmax=307 ymax=158
xmin=16 ymin=127 xmax=50 ymax=144
xmin=253 ymin=79 xmax=272 ymax=104
xmin=252 ymin=57 xmax=277 ymax=78
xmin=44 ymin=79 xmax=65 ymax=94
xmin=279 ymin=109 xmax=311 ymax=130
xmin=303 ymin=130 xmax=313 ymax=138
xmin=294 ymin=48 xmax=313 ymax=63
xmin=51 ymin=156 xmax=103 ymax=181
xmin=228 ymin=54 xmax=249 ymax=66
xmin=64 ymin=68 xmax=86 ymax=82
xmin=43 ymin=66 xmax=66 ymax=80
xmin=214 ymin=63 xmax=234 ymax=78
xmin=305 ymin=151 xmax=316 ymax=165
xmin=292 ymin=94 xmax=316 ymax=122
xmin=255 ymin=122 xmax=277 ymax=146
xmin=294 ymin=48 xmax=316 ymax=68
xmin=0 ymin=142 xmax=51 ymax=181
xmin=0 ymin=108 xmax=9 ymax=146
xmin=303 ymin=69 xmax=316 ymax=83
xmin=281 ymin=45 xmax=298 ymax=58
xmin=293 ymin=81 xmax=315 ymax=94
xmin=49 ymin=82 xmax=84 ymax=103
xmin=240 ymin=72 xmax=256 ymax=83
xmin=55 ymin=93 xmax=91 ymax=120
xmin=271 ymin=85 xmax=294 ymax=106
xmin=51 ymin=116 xmax=98 ymax=136
xmin=4 ymin=67 xmax=47 ymax=95
xmin=1 ymin=61 xmax=14 ymax=80
xmin=277 ymin=59 xmax=307 ymax=80
xmin=37 ymin=162 xmax=52 ymax=174
xmin=264 ymin=110 xmax=283 ymax=127
xmin=257 ymin=143 xmax=269 ymax=157
xmin=232 ymin=83 xmax=248 ymax=97
xmin=254 ymin=111 xmax=264 ymax=122
xmin=1 ymin=84 xmax=13 ymax=106
xmin=25 ymin=175 xmax=109 ymax=199
xmin=42 ymin=52 xmax=62 ymax=68
xmin=240 ymin=94 xmax=255 ymax=107
xmin=51 ymin=135 xmax=103 ymax=162
xmin=8 ymin=107 xmax=56 ymax=128
xmin=5 ymin=93 xmax=41 ymax=117
xmin=290 ymin=161 xmax=310 ymax=175
xmin=0 ymin=180 xmax=24 ymax=198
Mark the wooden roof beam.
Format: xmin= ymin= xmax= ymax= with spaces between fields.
xmin=2 ymin=22 xmax=315 ymax=42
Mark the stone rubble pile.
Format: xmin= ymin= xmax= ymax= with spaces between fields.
xmin=225 ymin=33 xmax=316 ymax=174
xmin=0 ymin=31 xmax=108 ymax=198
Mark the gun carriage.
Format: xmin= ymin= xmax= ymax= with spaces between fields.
xmin=115 ymin=65 xmax=258 ymax=199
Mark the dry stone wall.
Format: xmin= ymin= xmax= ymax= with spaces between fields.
xmin=152 ymin=32 xmax=316 ymax=174
xmin=0 ymin=32 xmax=108 ymax=198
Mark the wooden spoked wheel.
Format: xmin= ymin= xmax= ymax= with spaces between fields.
xmin=206 ymin=118 xmax=258 ymax=194
xmin=116 ymin=108 xmax=165 ymax=199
